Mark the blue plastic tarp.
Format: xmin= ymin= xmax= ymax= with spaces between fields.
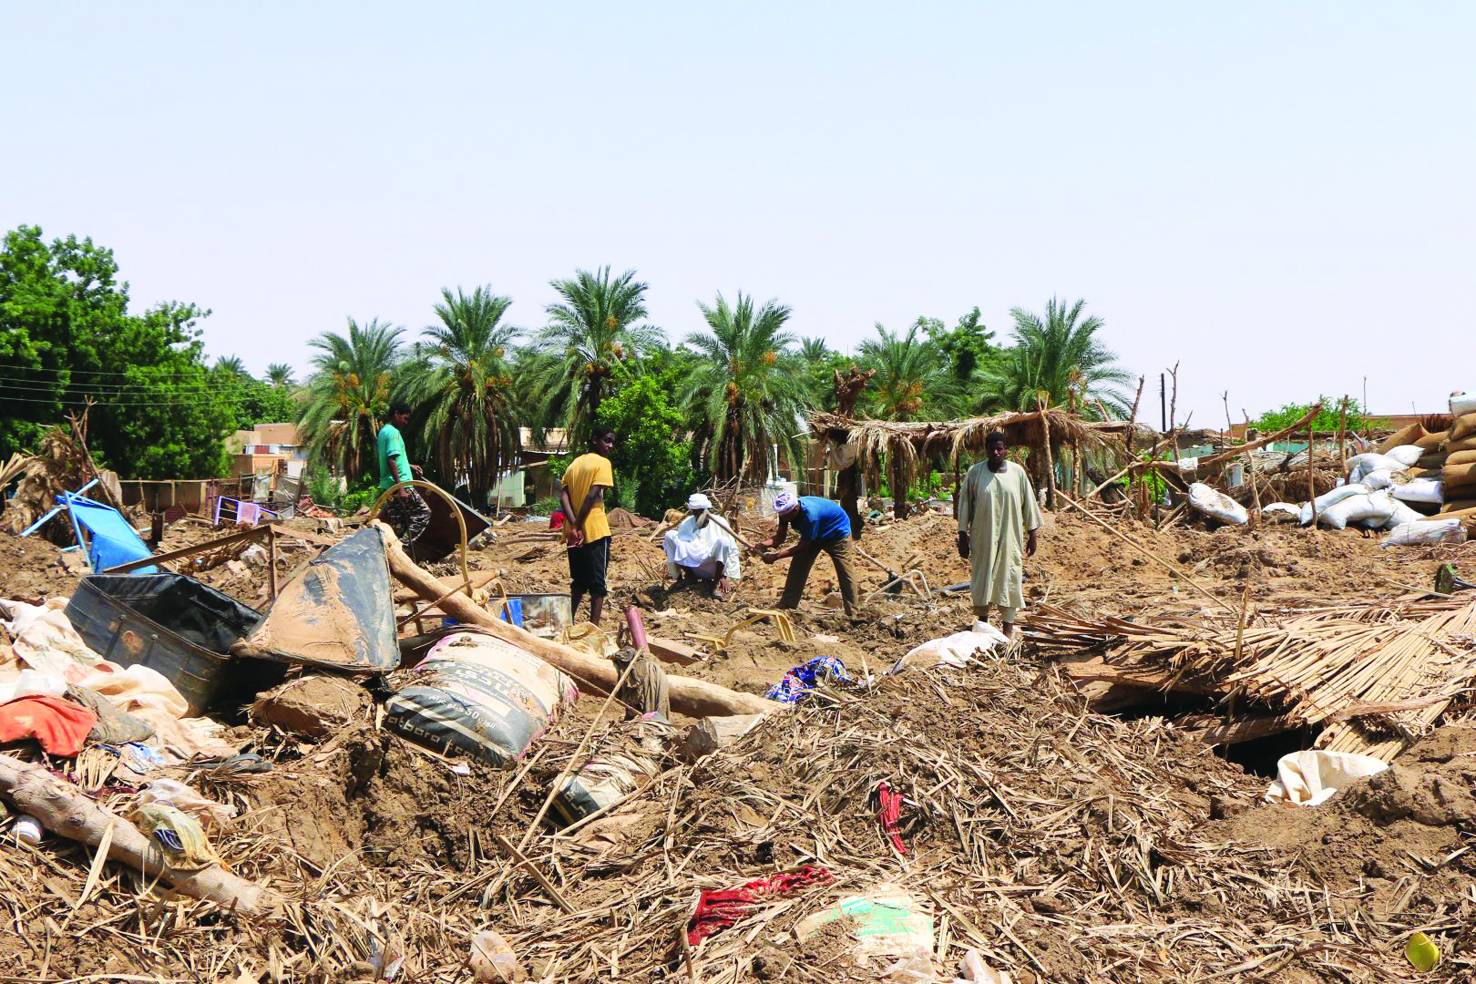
xmin=64 ymin=493 xmax=156 ymax=574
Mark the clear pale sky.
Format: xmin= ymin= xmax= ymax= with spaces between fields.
xmin=3 ymin=2 xmax=1472 ymax=425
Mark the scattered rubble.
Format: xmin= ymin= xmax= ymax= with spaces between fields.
xmin=4 ymin=403 xmax=1476 ymax=980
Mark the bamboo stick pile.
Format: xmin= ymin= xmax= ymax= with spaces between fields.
xmin=1022 ymin=597 xmax=1476 ymax=761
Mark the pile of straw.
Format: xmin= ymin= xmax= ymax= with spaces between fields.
xmin=0 ymin=657 xmax=1454 ymax=980
xmin=1023 ymin=597 xmax=1476 ymax=761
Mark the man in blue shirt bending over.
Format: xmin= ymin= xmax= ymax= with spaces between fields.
xmin=761 ymin=492 xmax=861 ymax=619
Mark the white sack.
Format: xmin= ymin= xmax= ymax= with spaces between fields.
xmin=1300 ymin=483 xmax=1369 ymax=525
xmin=1265 ymin=750 xmax=1388 ymax=807
xmin=1393 ymin=478 xmax=1444 ymax=505
xmin=1381 ymin=519 xmax=1467 ymax=548
xmin=1384 ymin=445 xmax=1424 ymax=467
xmin=1361 ymin=468 xmax=1394 ymax=490
xmin=1187 ymin=482 xmax=1248 ymax=525
xmin=1383 ymin=498 xmax=1425 ymax=528
xmin=1262 ymin=502 xmax=1302 ymax=519
xmin=1451 ymin=392 xmax=1476 ymax=417
xmin=893 ymin=623 xmax=1009 ymax=673
xmin=1319 ymin=493 xmax=1395 ymax=530
xmin=1348 ymin=453 xmax=1410 ymax=485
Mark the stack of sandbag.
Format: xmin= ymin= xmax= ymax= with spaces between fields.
xmin=1346 ymin=445 xmax=1423 ymax=489
xmin=1318 ymin=488 xmax=1424 ymax=531
xmin=1443 ymin=392 xmax=1476 ymax=514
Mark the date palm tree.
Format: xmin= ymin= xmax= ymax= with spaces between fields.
xmin=213 ymin=355 xmax=247 ymax=376
xmin=532 ymin=266 xmax=662 ymax=444
xmin=680 ymin=292 xmax=808 ymax=482
xmin=860 ymin=323 xmax=957 ymax=516
xmin=401 ymin=287 xmax=522 ymax=506
xmin=980 ymin=297 xmax=1132 ymax=418
xmin=265 ymin=363 xmax=295 ymax=388
xmin=299 ymin=318 xmax=404 ymax=483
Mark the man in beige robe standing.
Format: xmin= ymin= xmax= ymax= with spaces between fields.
xmin=957 ymin=429 xmax=1042 ymax=638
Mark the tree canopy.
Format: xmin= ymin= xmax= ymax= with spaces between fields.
xmin=4 ymin=224 xmax=1151 ymax=516
xmin=1254 ymin=397 xmax=1374 ymax=434
xmin=0 ymin=225 xmax=235 ymax=477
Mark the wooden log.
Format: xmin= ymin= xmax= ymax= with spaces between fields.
xmin=375 ymin=522 xmax=772 ymax=717
xmin=0 ymin=752 xmax=277 ymax=917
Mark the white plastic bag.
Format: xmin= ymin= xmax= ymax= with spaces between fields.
xmin=1361 ymin=468 xmax=1394 ymax=490
xmin=1393 ymin=478 xmax=1444 ymax=505
xmin=1264 ymin=750 xmax=1388 ymax=807
xmin=1187 ymin=482 xmax=1248 ymax=525
xmin=1383 ymin=498 xmax=1425 ymax=528
xmin=1381 ymin=519 xmax=1467 ymax=548
xmin=1347 ymin=453 xmax=1410 ymax=484
xmin=1451 ymin=392 xmax=1476 ymax=417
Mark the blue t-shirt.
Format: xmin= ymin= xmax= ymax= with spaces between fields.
xmin=791 ymin=496 xmax=851 ymax=543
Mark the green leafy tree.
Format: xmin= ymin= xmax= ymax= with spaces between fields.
xmin=917 ymin=306 xmax=998 ymax=390
xmin=532 ymin=266 xmax=662 ymax=445
xmin=0 ymin=225 xmax=232 ymax=476
xmin=222 ymin=371 xmax=300 ymax=431
xmin=401 ymin=286 xmax=523 ymax=506
xmin=980 ymin=297 xmax=1131 ymax=418
xmin=796 ymin=336 xmax=852 ymax=410
xmin=265 ymin=363 xmax=295 ymax=388
xmin=1254 ymin=397 xmax=1373 ymax=434
xmin=596 ymin=370 xmax=699 ymax=518
xmin=681 ymin=292 xmax=809 ymax=482
xmin=300 ymin=318 xmax=404 ymax=483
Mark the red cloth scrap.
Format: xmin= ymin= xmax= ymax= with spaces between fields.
xmin=686 ymin=865 xmax=833 ymax=946
xmin=0 ymin=696 xmax=98 ymax=757
xmin=876 ymin=780 xmax=907 ymax=855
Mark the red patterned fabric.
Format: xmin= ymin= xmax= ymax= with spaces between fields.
xmin=686 ymin=865 xmax=833 ymax=946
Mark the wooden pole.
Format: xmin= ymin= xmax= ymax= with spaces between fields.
xmin=1039 ymin=401 xmax=1057 ymax=510
xmin=266 ymin=526 xmax=278 ymax=600
xmin=1307 ymin=425 xmax=1318 ymax=529
xmin=1242 ymin=410 xmax=1262 ymax=528
xmin=1126 ymin=376 xmax=1145 ymax=456
xmin=1337 ymin=396 xmax=1348 ymax=474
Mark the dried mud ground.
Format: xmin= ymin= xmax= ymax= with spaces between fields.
xmin=2 ymin=506 xmax=1476 ymax=981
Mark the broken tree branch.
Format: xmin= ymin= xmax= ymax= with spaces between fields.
xmin=375 ymin=522 xmax=772 ymax=717
xmin=0 ymin=752 xmax=279 ymax=917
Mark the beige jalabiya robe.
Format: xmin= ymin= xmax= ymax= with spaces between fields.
xmin=957 ymin=460 xmax=1042 ymax=610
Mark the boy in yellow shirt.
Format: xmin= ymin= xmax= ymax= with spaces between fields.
xmin=559 ymin=427 xmax=617 ymax=624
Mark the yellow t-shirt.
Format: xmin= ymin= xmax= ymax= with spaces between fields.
xmin=561 ymin=452 xmax=614 ymax=542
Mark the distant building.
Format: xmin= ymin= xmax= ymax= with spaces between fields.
xmin=490 ymin=428 xmax=569 ymax=508
xmin=227 ymin=423 xmax=307 ymax=481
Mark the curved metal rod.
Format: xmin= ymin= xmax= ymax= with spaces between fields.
xmin=369 ymin=480 xmax=472 ymax=596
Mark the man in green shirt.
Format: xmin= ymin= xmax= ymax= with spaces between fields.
xmin=377 ymin=402 xmax=430 ymax=547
